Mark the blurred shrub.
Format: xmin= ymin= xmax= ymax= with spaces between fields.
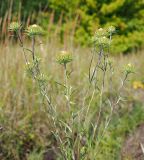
xmin=1 ymin=0 xmax=144 ymax=54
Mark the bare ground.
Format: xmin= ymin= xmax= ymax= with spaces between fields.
xmin=122 ymin=123 xmax=144 ymax=160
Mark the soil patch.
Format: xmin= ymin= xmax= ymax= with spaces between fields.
xmin=121 ymin=123 xmax=144 ymax=160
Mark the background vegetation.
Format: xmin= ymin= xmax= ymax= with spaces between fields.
xmin=0 ymin=0 xmax=144 ymax=53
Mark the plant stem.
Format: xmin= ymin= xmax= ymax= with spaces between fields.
xmin=93 ymin=51 xmax=107 ymax=139
xmin=90 ymin=45 xmax=103 ymax=83
xmin=64 ymin=63 xmax=67 ymax=88
xmin=64 ymin=63 xmax=70 ymax=111
xmin=32 ymin=36 xmax=35 ymax=60
xmin=17 ymin=30 xmax=28 ymax=64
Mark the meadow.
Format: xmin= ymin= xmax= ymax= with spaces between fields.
xmin=0 ymin=29 xmax=144 ymax=159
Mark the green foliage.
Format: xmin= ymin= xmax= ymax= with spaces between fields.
xmin=0 ymin=119 xmax=38 ymax=159
xmin=27 ymin=150 xmax=44 ymax=160
xmin=97 ymin=103 xmax=144 ymax=160
xmin=1 ymin=0 xmax=144 ymax=53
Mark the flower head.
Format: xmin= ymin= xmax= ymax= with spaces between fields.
xmin=108 ymin=26 xmax=115 ymax=33
xmin=92 ymin=35 xmax=110 ymax=47
xmin=99 ymin=36 xmax=109 ymax=46
xmin=26 ymin=24 xmax=44 ymax=37
xmin=8 ymin=22 xmax=21 ymax=32
xmin=124 ymin=63 xmax=134 ymax=74
xmin=92 ymin=27 xmax=111 ymax=47
xmin=56 ymin=51 xmax=73 ymax=65
xmin=95 ymin=28 xmax=108 ymax=38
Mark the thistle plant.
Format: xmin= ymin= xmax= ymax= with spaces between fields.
xmin=75 ymin=26 xmax=134 ymax=158
xmin=124 ymin=63 xmax=134 ymax=75
xmin=8 ymin=22 xmax=134 ymax=160
xmin=8 ymin=22 xmax=54 ymax=115
xmin=8 ymin=22 xmax=22 ymax=32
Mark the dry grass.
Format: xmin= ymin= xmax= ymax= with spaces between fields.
xmin=0 ymin=39 xmax=144 ymax=159
xmin=1 ymin=40 xmax=144 ymax=108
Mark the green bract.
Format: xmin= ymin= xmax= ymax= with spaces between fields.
xmin=99 ymin=36 xmax=109 ymax=46
xmin=26 ymin=24 xmax=44 ymax=37
xmin=56 ymin=51 xmax=73 ymax=65
xmin=95 ymin=28 xmax=108 ymax=38
xmin=92 ymin=36 xmax=110 ymax=47
xmin=8 ymin=22 xmax=21 ymax=32
xmin=124 ymin=63 xmax=134 ymax=74
xmin=92 ymin=28 xmax=110 ymax=47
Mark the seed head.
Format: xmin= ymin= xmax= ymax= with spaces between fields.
xmin=8 ymin=22 xmax=21 ymax=32
xmin=56 ymin=51 xmax=73 ymax=65
xmin=26 ymin=24 xmax=44 ymax=37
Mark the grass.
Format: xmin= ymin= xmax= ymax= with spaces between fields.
xmin=0 ymin=38 xmax=144 ymax=159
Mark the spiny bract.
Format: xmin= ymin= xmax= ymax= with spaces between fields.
xmin=26 ymin=24 xmax=44 ymax=37
xmin=124 ymin=63 xmax=134 ymax=74
xmin=8 ymin=22 xmax=21 ymax=32
xmin=56 ymin=51 xmax=73 ymax=65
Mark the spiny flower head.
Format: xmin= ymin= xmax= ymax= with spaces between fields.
xmin=95 ymin=28 xmax=108 ymax=38
xmin=92 ymin=35 xmax=110 ymax=47
xmin=99 ymin=36 xmax=110 ymax=46
xmin=56 ymin=51 xmax=73 ymax=65
xmin=8 ymin=22 xmax=21 ymax=32
xmin=92 ymin=28 xmax=110 ymax=47
xmin=107 ymin=26 xmax=115 ymax=34
xmin=26 ymin=24 xmax=44 ymax=37
xmin=124 ymin=63 xmax=134 ymax=74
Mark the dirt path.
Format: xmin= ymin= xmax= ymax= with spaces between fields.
xmin=122 ymin=124 xmax=144 ymax=160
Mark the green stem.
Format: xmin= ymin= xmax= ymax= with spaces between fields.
xmin=32 ymin=36 xmax=35 ymax=60
xmin=17 ymin=30 xmax=28 ymax=64
xmin=93 ymin=52 xmax=107 ymax=139
xmin=90 ymin=45 xmax=103 ymax=83
xmin=64 ymin=63 xmax=70 ymax=111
